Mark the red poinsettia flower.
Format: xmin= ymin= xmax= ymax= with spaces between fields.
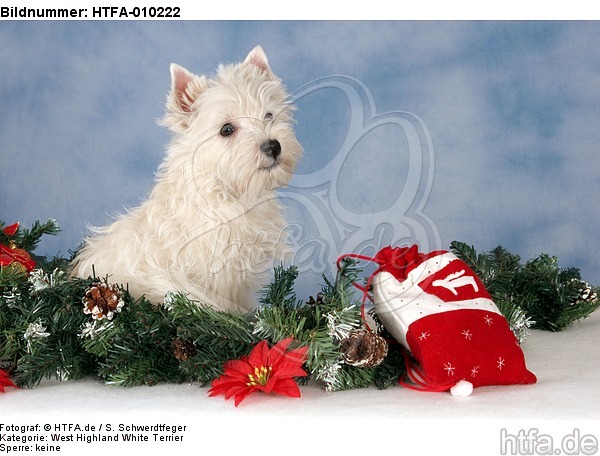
xmin=209 ymin=338 xmax=309 ymax=407
xmin=0 ymin=369 xmax=17 ymax=393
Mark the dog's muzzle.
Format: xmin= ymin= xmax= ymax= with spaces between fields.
xmin=260 ymin=139 xmax=281 ymax=160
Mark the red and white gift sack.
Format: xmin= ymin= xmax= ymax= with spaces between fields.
xmin=342 ymin=245 xmax=536 ymax=395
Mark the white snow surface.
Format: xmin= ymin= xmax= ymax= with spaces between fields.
xmin=2 ymin=312 xmax=599 ymax=455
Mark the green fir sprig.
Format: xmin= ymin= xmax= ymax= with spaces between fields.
xmin=1 ymin=219 xmax=60 ymax=253
xmin=2 ymin=219 xmax=599 ymax=393
xmin=451 ymin=241 xmax=600 ymax=332
xmin=4 ymin=272 xmax=97 ymax=387
xmin=165 ymin=292 xmax=258 ymax=385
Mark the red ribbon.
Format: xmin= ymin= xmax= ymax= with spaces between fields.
xmin=3 ymin=222 xmax=19 ymax=237
xmin=0 ymin=222 xmax=36 ymax=272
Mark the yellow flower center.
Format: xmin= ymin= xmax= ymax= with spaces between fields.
xmin=247 ymin=365 xmax=272 ymax=386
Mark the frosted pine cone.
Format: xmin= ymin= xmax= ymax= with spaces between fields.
xmin=83 ymin=282 xmax=125 ymax=320
xmin=574 ymin=281 xmax=598 ymax=305
xmin=340 ymin=329 xmax=388 ymax=368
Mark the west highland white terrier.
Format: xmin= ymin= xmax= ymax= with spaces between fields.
xmin=70 ymin=46 xmax=302 ymax=312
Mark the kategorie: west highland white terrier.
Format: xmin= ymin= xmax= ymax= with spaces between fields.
xmin=70 ymin=46 xmax=302 ymax=312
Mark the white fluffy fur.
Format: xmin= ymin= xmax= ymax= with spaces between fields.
xmin=70 ymin=46 xmax=302 ymax=312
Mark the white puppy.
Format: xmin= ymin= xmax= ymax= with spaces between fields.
xmin=70 ymin=46 xmax=302 ymax=312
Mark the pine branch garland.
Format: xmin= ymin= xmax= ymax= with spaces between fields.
xmin=0 ymin=219 xmax=60 ymax=253
xmin=165 ymin=292 xmax=259 ymax=385
xmin=11 ymin=276 xmax=98 ymax=387
xmin=86 ymin=292 xmax=184 ymax=387
xmin=451 ymin=241 xmax=600 ymax=332
xmin=2 ymin=219 xmax=599 ymax=396
xmin=253 ymin=259 xmax=368 ymax=391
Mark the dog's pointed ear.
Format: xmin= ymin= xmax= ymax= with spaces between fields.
xmin=244 ymin=45 xmax=272 ymax=75
xmin=163 ymin=63 xmax=209 ymax=131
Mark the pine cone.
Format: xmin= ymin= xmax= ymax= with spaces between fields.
xmin=83 ymin=282 xmax=124 ymax=320
xmin=0 ymin=357 xmax=16 ymax=374
xmin=172 ymin=339 xmax=196 ymax=362
xmin=307 ymin=293 xmax=324 ymax=306
xmin=340 ymin=329 xmax=388 ymax=368
xmin=574 ymin=281 xmax=598 ymax=305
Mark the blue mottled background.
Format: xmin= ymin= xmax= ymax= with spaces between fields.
xmin=1 ymin=21 xmax=598 ymax=294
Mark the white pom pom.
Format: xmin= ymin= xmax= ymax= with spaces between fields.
xmin=450 ymin=380 xmax=473 ymax=397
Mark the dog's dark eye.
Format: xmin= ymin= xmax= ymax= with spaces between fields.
xmin=264 ymin=112 xmax=273 ymax=121
xmin=220 ymin=123 xmax=236 ymax=137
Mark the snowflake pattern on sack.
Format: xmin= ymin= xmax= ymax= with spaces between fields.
xmin=405 ymin=308 xmax=536 ymax=388
xmin=373 ymin=247 xmax=536 ymax=391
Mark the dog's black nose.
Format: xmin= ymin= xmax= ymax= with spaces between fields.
xmin=260 ymin=139 xmax=281 ymax=160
